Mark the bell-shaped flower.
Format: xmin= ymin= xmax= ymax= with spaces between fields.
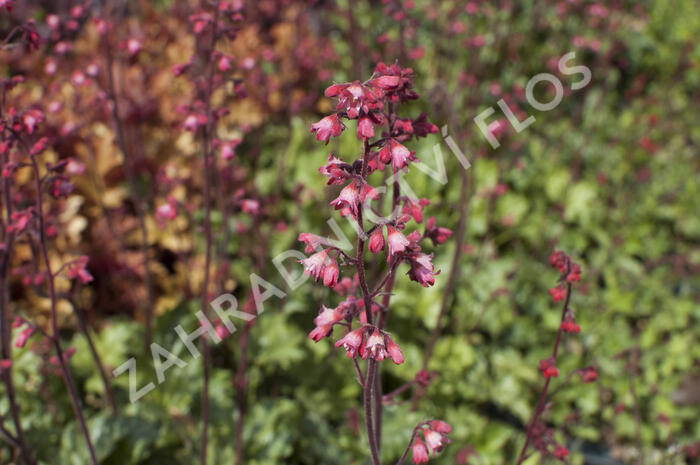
xmin=308 ymin=305 xmax=344 ymax=342
xmin=368 ymin=227 xmax=385 ymax=254
xmin=310 ymin=114 xmax=344 ymax=144
xmin=319 ymin=155 xmax=351 ymax=185
xmin=385 ymin=334 xmax=404 ymax=364
xmin=412 ymin=437 xmax=430 ymax=464
xmin=386 ymin=226 xmax=410 ymax=261
xmin=299 ymin=249 xmax=337 ymax=288
xmin=362 ymin=328 xmax=388 ymax=361
xmin=334 ymin=327 xmax=364 ymax=358
xmin=407 ymin=253 xmax=439 ymax=287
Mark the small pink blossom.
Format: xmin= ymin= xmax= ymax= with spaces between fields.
xmin=310 ymin=114 xmax=344 ymax=144
xmin=66 ymin=256 xmax=93 ymax=284
xmin=127 ymin=38 xmax=142 ymax=55
xmin=156 ymin=201 xmax=177 ymax=225
xmin=385 ymin=334 xmax=404 ymax=364
xmin=357 ymin=116 xmax=375 ymax=139
xmin=386 ymin=226 xmax=409 ymax=260
xmin=334 ymin=328 xmax=364 ymax=358
xmin=15 ymin=326 xmax=35 ymax=348
xmin=379 ymin=139 xmax=415 ymax=170
xmin=412 ymin=437 xmax=429 ymax=464
xmin=362 ymin=328 xmax=388 ymax=361
xmin=368 ymin=227 xmax=385 ymax=254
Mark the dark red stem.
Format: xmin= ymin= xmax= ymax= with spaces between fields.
xmin=515 ymin=276 xmax=573 ymax=464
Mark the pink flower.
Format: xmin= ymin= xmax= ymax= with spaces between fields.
xmin=0 ymin=359 xmax=12 ymax=371
xmin=127 ymin=38 xmax=141 ymax=56
xmin=580 ymin=366 xmax=598 ymax=383
xmin=15 ymin=326 xmax=35 ymax=348
xmin=309 ymin=306 xmax=344 ymax=342
xmin=424 ymin=429 xmax=447 ymax=452
xmin=427 ymin=420 xmax=451 ymax=434
xmin=71 ymin=70 xmax=87 ymax=87
xmin=567 ymin=264 xmax=581 ymax=282
xmin=368 ymin=75 xmax=400 ymax=90
xmin=46 ymin=14 xmax=60 ymax=30
xmin=217 ymin=56 xmax=232 ymax=72
xmin=560 ymin=314 xmax=580 ymax=333
xmin=487 ymin=119 xmax=506 ymax=139
xmin=220 ymin=139 xmax=240 ymax=160
xmin=538 ymin=357 xmax=558 ymax=379
xmin=386 ymin=226 xmax=409 ymax=260
xmin=183 ymin=114 xmax=200 ymax=131
xmin=548 ymin=285 xmax=566 ymax=303
xmin=403 ymin=198 xmax=430 ymax=223
xmin=368 ymin=227 xmax=385 ymax=254
xmin=425 ymin=217 xmax=452 ymax=245
xmin=379 ymin=139 xmax=415 ymax=170
xmin=363 ymin=328 xmax=388 ymax=361
xmin=241 ymin=199 xmax=260 ymax=215
xmin=300 ymin=249 xmax=331 ymax=280
xmin=319 ymin=155 xmax=351 ymax=185
xmin=330 ymin=182 xmax=379 ymax=219
xmin=412 ymin=113 xmax=438 ymax=138
xmin=385 ymin=334 xmax=404 ymax=364
xmin=334 ymin=328 xmax=364 ymax=358
xmin=300 ymin=249 xmax=338 ymax=287
xmin=357 ymin=116 xmax=375 ymax=139
xmin=215 ymin=323 xmax=229 ymax=340
xmin=7 ymin=210 xmax=33 ymax=234
xmin=310 ymin=114 xmax=344 ymax=145
xmin=67 ymin=256 xmax=93 ymax=284
xmin=407 ymin=253 xmax=439 ymax=287
xmin=549 ymin=250 xmax=568 ymax=272
xmin=325 ymin=81 xmax=382 ymax=119
xmin=44 ymin=59 xmax=57 ymax=75
xmin=298 ymin=233 xmax=325 ymax=254
xmin=156 ymin=200 xmax=177 ymax=225
xmin=412 ymin=437 xmax=430 ymax=464
xmin=66 ymin=158 xmax=86 ymax=176
xmin=22 ymin=110 xmax=44 ymax=134
xmin=322 ymin=259 xmax=339 ymax=287
xmin=553 ymin=445 xmax=569 ymax=459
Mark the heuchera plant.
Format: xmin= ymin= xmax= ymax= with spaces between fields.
xmin=1 ymin=59 xmax=98 ymax=465
xmin=515 ymin=251 xmax=596 ymax=463
xmin=301 ymin=62 xmax=452 ymax=465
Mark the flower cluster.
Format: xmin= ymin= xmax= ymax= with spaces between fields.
xmin=335 ymin=326 xmax=404 ymax=364
xmin=519 ymin=251 xmax=595 ymax=463
xmin=301 ymin=62 xmax=451 ymax=463
xmin=411 ymin=420 xmax=452 ymax=464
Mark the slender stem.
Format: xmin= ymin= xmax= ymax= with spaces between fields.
xmin=27 ymin=150 xmax=98 ymax=465
xmin=352 ymin=357 xmax=365 ymax=386
xmin=0 ymin=114 xmax=34 ymax=464
xmin=355 ymin=139 xmax=381 ymax=465
xmin=199 ymin=8 xmax=220 ymax=465
xmin=71 ymin=295 xmax=117 ymax=414
xmin=363 ymin=358 xmax=381 ymax=465
xmin=515 ymin=277 xmax=572 ymax=465
xmin=382 ymin=381 xmax=413 ymax=402
xmin=395 ymin=424 xmax=422 ymax=465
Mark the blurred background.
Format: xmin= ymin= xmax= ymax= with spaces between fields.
xmin=0 ymin=0 xmax=698 ymax=464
